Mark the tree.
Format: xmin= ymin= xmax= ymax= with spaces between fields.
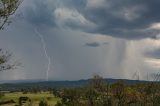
xmin=112 ymin=81 xmax=127 ymax=106
xmin=0 ymin=49 xmax=18 ymax=71
xmin=0 ymin=0 xmax=22 ymax=71
xmin=18 ymin=96 xmax=30 ymax=106
xmin=0 ymin=91 xmax=4 ymax=98
xmin=39 ymin=99 xmax=48 ymax=106
xmin=86 ymin=74 xmax=111 ymax=106
xmin=0 ymin=0 xmax=22 ymax=30
xmin=89 ymin=74 xmax=106 ymax=91
xmin=85 ymin=88 xmax=98 ymax=106
xmin=60 ymin=88 xmax=81 ymax=106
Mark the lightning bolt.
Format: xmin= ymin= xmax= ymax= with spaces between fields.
xmin=35 ymin=29 xmax=51 ymax=81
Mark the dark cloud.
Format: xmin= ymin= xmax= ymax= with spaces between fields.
xmin=19 ymin=0 xmax=160 ymax=39
xmin=83 ymin=0 xmax=160 ymax=39
xmin=84 ymin=41 xmax=109 ymax=47
xmin=1 ymin=0 xmax=160 ymax=81
xmin=21 ymin=0 xmax=56 ymax=28
xmin=85 ymin=42 xmax=100 ymax=47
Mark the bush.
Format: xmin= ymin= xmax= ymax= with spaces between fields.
xmin=0 ymin=92 xmax=4 ymax=98
xmin=39 ymin=99 xmax=48 ymax=106
xmin=0 ymin=99 xmax=15 ymax=105
xmin=55 ymin=101 xmax=63 ymax=106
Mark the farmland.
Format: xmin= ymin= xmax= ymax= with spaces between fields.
xmin=0 ymin=92 xmax=59 ymax=106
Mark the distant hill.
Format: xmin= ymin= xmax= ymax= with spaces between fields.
xmin=0 ymin=78 xmax=151 ymax=91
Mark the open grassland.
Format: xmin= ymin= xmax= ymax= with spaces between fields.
xmin=0 ymin=92 xmax=60 ymax=106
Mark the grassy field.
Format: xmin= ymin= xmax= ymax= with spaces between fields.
xmin=0 ymin=92 xmax=60 ymax=106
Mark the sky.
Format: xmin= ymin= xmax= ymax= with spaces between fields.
xmin=1 ymin=0 xmax=160 ymax=81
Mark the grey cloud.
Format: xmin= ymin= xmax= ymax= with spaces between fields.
xmin=20 ymin=0 xmax=56 ymax=28
xmin=18 ymin=0 xmax=87 ymax=28
xmin=83 ymin=0 xmax=160 ymax=39
xmin=17 ymin=0 xmax=160 ymax=39
xmin=1 ymin=0 xmax=160 ymax=81
xmin=84 ymin=41 xmax=109 ymax=47
xmin=145 ymin=49 xmax=160 ymax=59
xmin=103 ymin=42 xmax=109 ymax=45
xmin=0 ymin=21 xmax=157 ymax=80
xmin=85 ymin=42 xmax=100 ymax=47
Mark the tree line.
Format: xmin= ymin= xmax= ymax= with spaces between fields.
xmin=53 ymin=74 xmax=160 ymax=106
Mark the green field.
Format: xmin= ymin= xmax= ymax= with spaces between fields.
xmin=0 ymin=92 xmax=60 ymax=106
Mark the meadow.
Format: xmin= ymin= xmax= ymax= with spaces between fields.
xmin=0 ymin=92 xmax=59 ymax=106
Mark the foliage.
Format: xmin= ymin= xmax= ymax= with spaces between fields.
xmin=111 ymin=81 xmax=127 ymax=106
xmin=18 ymin=96 xmax=29 ymax=106
xmin=0 ymin=49 xmax=19 ymax=71
xmin=0 ymin=0 xmax=22 ymax=30
xmin=1 ymin=74 xmax=160 ymax=106
xmin=39 ymin=99 xmax=48 ymax=106
xmin=0 ymin=0 xmax=22 ymax=72
xmin=0 ymin=91 xmax=4 ymax=98
xmin=55 ymin=75 xmax=160 ymax=106
xmin=0 ymin=99 xmax=15 ymax=105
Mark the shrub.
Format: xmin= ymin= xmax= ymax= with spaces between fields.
xmin=39 ymin=99 xmax=48 ymax=106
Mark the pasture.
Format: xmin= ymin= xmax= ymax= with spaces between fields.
xmin=0 ymin=92 xmax=59 ymax=106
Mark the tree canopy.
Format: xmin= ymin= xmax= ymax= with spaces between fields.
xmin=0 ymin=0 xmax=21 ymax=71
xmin=0 ymin=0 xmax=21 ymax=30
xmin=0 ymin=49 xmax=17 ymax=71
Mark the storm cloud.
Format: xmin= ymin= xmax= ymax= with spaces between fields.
xmin=17 ymin=0 xmax=160 ymax=39
xmin=1 ymin=0 xmax=160 ymax=81
xmin=85 ymin=42 xmax=100 ymax=47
